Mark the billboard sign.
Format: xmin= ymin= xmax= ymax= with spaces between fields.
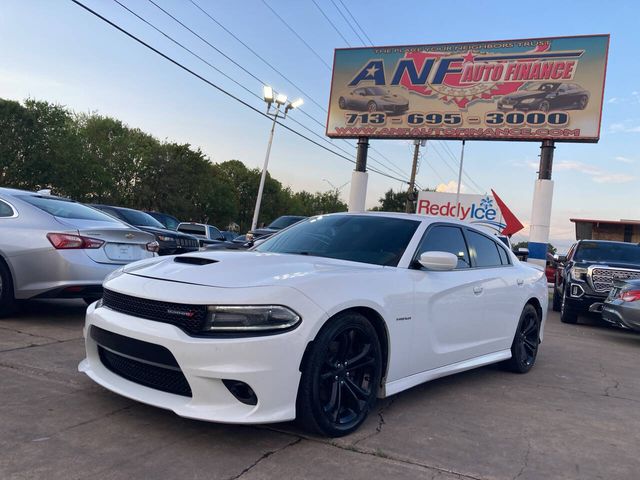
xmin=416 ymin=190 xmax=524 ymax=236
xmin=327 ymin=35 xmax=609 ymax=142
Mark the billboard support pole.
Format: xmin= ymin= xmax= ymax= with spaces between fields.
xmin=348 ymin=137 xmax=369 ymax=212
xmin=405 ymin=140 xmax=421 ymax=213
xmin=528 ymin=140 xmax=555 ymax=267
xmin=455 ymin=140 xmax=466 ymax=210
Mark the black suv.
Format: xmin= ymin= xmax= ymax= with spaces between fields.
xmin=90 ymin=205 xmax=200 ymax=256
xmin=552 ymin=240 xmax=640 ymax=324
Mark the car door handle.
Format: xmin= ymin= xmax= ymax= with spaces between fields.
xmin=473 ymin=286 xmax=483 ymax=295
xmin=517 ymin=279 xmax=524 ymax=286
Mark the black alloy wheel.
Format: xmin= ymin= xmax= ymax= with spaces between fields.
xmin=505 ymin=304 xmax=540 ymax=373
xmin=539 ymin=101 xmax=550 ymax=112
xmin=552 ymin=283 xmax=562 ymax=312
xmin=367 ymin=101 xmax=378 ymax=112
xmin=297 ymin=312 xmax=382 ymax=437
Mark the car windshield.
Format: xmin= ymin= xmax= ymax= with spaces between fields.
xmin=524 ymin=82 xmax=559 ymax=92
xmin=18 ymin=195 xmax=121 ymax=222
xmin=574 ymin=242 xmax=640 ymax=264
xmin=255 ymin=215 xmax=420 ymax=266
xmin=150 ymin=212 xmax=179 ymax=230
xmin=366 ymin=87 xmax=387 ymax=96
xmin=267 ymin=216 xmax=305 ymax=230
xmin=117 ymin=209 xmax=165 ymax=228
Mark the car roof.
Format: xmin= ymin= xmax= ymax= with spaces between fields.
xmin=0 ymin=187 xmax=75 ymax=202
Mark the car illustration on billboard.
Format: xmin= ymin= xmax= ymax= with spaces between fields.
xmin=338 ymin=87 xmax=409 ymax=114
xmin=497 ymin=82 xmax=590 ymax=112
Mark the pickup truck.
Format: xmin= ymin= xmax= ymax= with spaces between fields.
xmin=176 ymin=222 xmax=230 ymax=248
xmin=552 ymin=240 xmax=640 ymax=324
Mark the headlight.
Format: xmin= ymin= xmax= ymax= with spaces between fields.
xmin=570 ymin=266 xmax=588 ymax=282
xmin=104 ymin=266 xmax=125 ymax=284
xmin=203 ymin=305 xmax=301 ymax=332
xmin=520 ymin=98 xmax=537 ymax=104
xmin=157 ymin=235 xmax=175 ymax=242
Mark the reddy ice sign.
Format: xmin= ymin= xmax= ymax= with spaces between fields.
xmin=416 ymin=190 xmax=524 ymax=236
xmin=327 ymin=35 xmax=609 ymax=142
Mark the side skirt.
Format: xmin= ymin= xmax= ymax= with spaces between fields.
xmin=382 ymin=349 xmax=512 ymax=397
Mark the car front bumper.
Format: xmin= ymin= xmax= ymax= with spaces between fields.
xmin=79 ymin=280 xmax=327 ymax=424
xmin=562 ymin=281 xmax=608 ymax=313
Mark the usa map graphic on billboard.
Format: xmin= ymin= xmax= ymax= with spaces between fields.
xmin=326 ymin=35 xmax=609 ymax=142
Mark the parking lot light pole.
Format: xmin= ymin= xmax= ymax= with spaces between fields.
xmin=251 ymin=87 xmax=303 ymax=232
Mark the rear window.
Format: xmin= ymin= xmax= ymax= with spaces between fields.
xmin=574 ymin=242 xmax=640 ymax=264
xmin=18 ymin=196 xmax=121 ymax=222
xmin=0 ymin=200 xmax=15 ymax=217
xmin=178 ymin=224 xmax=206 ymax=236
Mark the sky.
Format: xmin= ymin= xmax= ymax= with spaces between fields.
xmin=1 ymin=0 xmax=639 ymax=252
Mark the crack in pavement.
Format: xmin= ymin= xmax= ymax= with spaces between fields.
xmin=599 ymin=362 xmax=621 ymax=398
xmin=512 ymin=437 xmax=532 ymax=480
xmin=0 ymin=336 xmax=81 ymax=354
xmin=227 ymin=437 xmax=302 ymax=480
xmin=0 ymin=324 xmax=64 ymax=342
xmin=353 ymin=397 xmax=396 ymax=446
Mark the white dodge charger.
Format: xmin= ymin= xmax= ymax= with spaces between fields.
xmin=80 ymin=213 xmax=548 ymax=437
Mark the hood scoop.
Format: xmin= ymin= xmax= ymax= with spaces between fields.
xmin=173 ymin=256 xmax=218 ymax=266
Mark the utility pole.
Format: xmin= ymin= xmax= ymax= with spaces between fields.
xmin=405 ymin=139 xmax=422 ymax=213
xmin=455 ymin=140 xmax=466 ymax=210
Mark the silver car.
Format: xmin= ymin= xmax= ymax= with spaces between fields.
xmin=0 ymin=188 xmax=158 ymax=316
xmin=600 ymin=279 xmax=640 ymax=332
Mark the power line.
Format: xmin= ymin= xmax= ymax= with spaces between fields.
xmin=260 ymin=0 xmax=332 ymax=70
xmin=337 ymin=0 xmax=375 ymax=46
xmin=436 ymin=140 xmax=486 ymax=193
xmin=329 ymin=0 xmax=366 ymax=46
xmin=140 ymin=0 xmax=408 ymax=181
xmin=311 ymin=0 xmax=351 ymax=46
xmin=185 ymin=0 xmax=409 ymax=180
xmin=70 ymin=0 xmax=409 ymax=185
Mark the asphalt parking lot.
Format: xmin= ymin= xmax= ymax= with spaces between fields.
xmin=1 ymin=301 xmax=639 ymax=480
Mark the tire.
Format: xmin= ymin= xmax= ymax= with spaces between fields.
xmin=338 ymin=97 xmax=346 ymax=109
xmin=0 ymin=260 xmax=16 ymax=318
xmin=552 ymin=285 xmax=561 ymax=312
xmin=297 ymin=312 xmax=382 ymax=437
xmin=577 ymin=95 xmax=588 ymax=110
xmin=505 ymin=304 xmax=540 ymax=374
xmin=560 ymin=289 xmax=578 ymax=324
xmin=538 ymin=101 xmax=550 ymax=112
xmin=367 ymin=101 xmax=378 ymax=112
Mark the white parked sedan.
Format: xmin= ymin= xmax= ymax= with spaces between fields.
xmin=80 ymin=213 xmax=548 ymax=437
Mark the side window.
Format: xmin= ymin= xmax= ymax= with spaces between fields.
xmin=497 ymin=244 xmax=511 ymax=265
xmin=466 ymin=230 xmax=502 ymax=267
xmin=209 ymin=226 xmax=222 ymax=239
xmin=415 ymin=225 xmax=471 ymax=269
xmin=0 ymin=200 xmax=15 ymax=217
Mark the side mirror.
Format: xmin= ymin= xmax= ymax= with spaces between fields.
xmin=417 ymin=251 xmax=458 ymax=271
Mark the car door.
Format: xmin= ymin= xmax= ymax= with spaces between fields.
xmin=410 ymin=224 xmax=492 ymax=373
xmin=553 ymin=85 xmax=569 ymax=108
xmin=464 ymin=228 xmax=522 ymax=352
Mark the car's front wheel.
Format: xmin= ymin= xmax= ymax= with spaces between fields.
xmin=539 ymin=101 xmax=550 ymax=112
xmin=552 ymin=284 xmax=562 ymax=312
xmin=338 ymin=97 xmax=346 ymax=109
xmin=367 ymin=101 xmax=378 ymax=112
xmin=505 ymin=304 xmax=540 ymax=373
xmin=560 ymin=289 xmax=578 ymax=324
xmin=297 ymin=312 xmax=382 ymax=437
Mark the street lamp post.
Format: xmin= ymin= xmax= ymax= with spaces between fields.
xmin=250 ymin=86 xmax=302 ymax=232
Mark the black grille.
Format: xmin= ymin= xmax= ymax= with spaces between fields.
xmin=98 ymin=346 xmax=192 ymax=397
xmin=102 ymin=289 xmax=207 ymax=335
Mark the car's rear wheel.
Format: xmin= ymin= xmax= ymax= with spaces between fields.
xmin=539 ymin=101 xmax=550 ymax=112
xmin=560 ymin=289 xmax=578 ymax=324
xmin=297 ymin=312 xmax=382 ymax=437
xmin=367 ymin=101 xmax=378 ymax=112
xmin=505 ymin=304 xmax=540 ymax=373
xmin=0 ymin=261 xmax=16 ymax=318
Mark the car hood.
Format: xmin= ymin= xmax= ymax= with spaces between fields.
xmin=576 ymin=261 xmax=640 ymax=270
xmin=251 ymin=228 xmax=278 ymax=237
xmin=123 ymin=251 xmax=381 ymax=288
xmin=136 ymin=225 xmax=196 ymax=240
